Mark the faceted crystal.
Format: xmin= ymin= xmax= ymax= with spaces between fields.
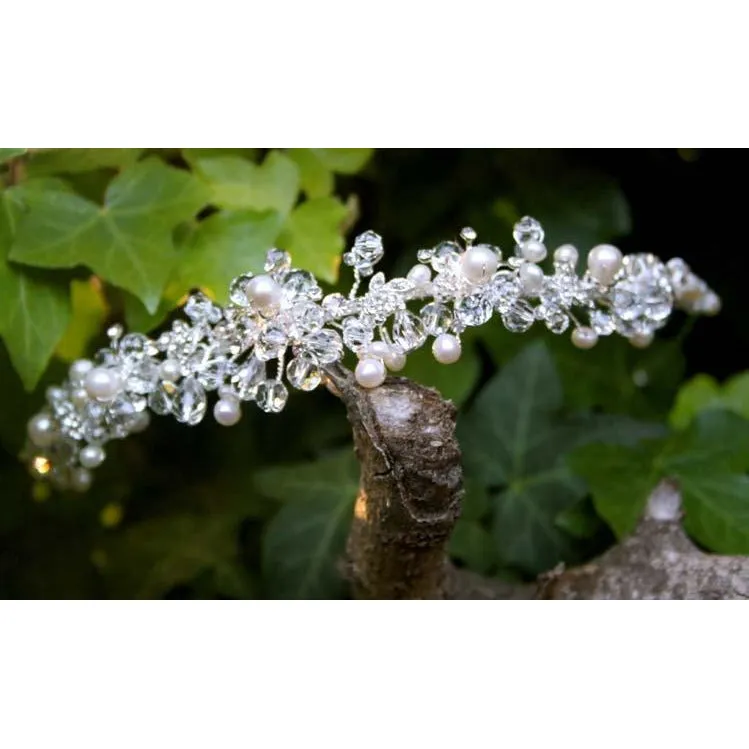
xmin=392 ymin=309 xmax=427 ymax=351
xmin=148 ymin=384 xmax=174 ymax=415
xmin=264 ymin=248 xmax=291 ymax=273
xmin=233 ymin=357 xmax=266 ymax=400
xmin=590 ymin=309 xmax=616 ymax=336
xmin=292 ymin=300 xmax=325 ymax=333
xmin=417 ymin=248 xmax=434 ymax=263
xmin=184 ymin=292 xmax=222 ymax=324
xmin=119 ymin=333 xmax=154 ymax=359
xmin=431 ymin=241 xmax=462 ymax=273
xmin=420 ymin=302 xmax=453 ymax=335
xmin=344 ymin=231 xmax=384 ymax=275
xmin=545 ymin=310 xmax=570 ymax=334
xmin=540 ymin=275 xmax=576 ymax=311
xmin=286 ymin=353 xmax=322 ymax=391
xmin=197 ymin=357 xmax=230 ymax=391
xmin=322 ymin=293 xmax=352 ymax=320
xmin=502 ymin=300 xmax=535 ymax=332
xmin=255 ymin=380 xmax=288 ymax=413
xmin=104 ymin=396 xmax=139 ymax=438
xmin=255 ymin=325 xmax=288 ymax=361
xmin=611 ymin=254 xmax=673 ymax=336
xmin=126 ymin=358 xmax=159 ymax=394
xmin=172 ymin=377 xmax=207 ymax=425
xmin=301 ymin=330 xmax=343 ymax=364
xmin=342 ymin=317 xmax=373 ymax=351
xmin=513 ymin=216 xmax=544 ymax=245
xmin=487 ymin=271 xmax=521 ymax=313
xmin=282 ymin=270 xmax=322 ymax=300
xmin=229 ymin=273 xmax=255 ymax=306
xmin=455 ymin=292 xmax=493 ymax=328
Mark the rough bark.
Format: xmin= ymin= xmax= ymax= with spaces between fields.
xmin=328 ymin=365 xmax=749 ymax=600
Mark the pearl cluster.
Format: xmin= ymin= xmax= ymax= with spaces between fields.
xmin=23 ymin=217 xmax=719 ymax=492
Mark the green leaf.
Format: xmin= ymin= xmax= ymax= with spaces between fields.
xmin=175 ymin=210 xmax=285 ymax=303
xmin=193 ymin=151 xmax=300 ymax=215
xmin=0 ymin=189 xmax=71 ymax=389
xmin=0 ymin=148 xmax=26 ymax=164
xmin=256 ymin=450 xmax=358 ymax=599
xmin=555 ymin=499 xmax=606 ymax=540
xmin=101 ymin=512 xmax=251 ymax=599
xmin=680 ymin=474 xmax=749 ymax=554
xmin=25 ymin=148 xmax=144 ymax=175
xmin=448 ymin=519 xmax=495 ymax=574
xmin=670 ymin=374 xmax=722 ymax=429
xmin=723 ymin=373 xmax=749 ymax=419
xmin=400 ymin=337 xmax=481 ymax=407
xmin=55 ymin=278 xmax=108 ymax=362
xmin=279 ymin=196 xmax=348 ymax=284
xmin=182 ymin=148 xmax=258 ymax=166
xmin=288 ymin=149 xmax=334 ymax=198
xmin=459 ymin=341 xmax=563 ymax=487
xmin=9 ymin=158 xmax=209 ymax=312
xmin=568 ymin=442 xmax=662 ymax=538
xmin=460 ymin=478 xmax=491 ymax=522
xmin=311 ymin=149 xmax=373 ymax=174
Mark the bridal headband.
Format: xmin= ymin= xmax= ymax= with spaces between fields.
xmin=23 ymin=216 xmax=720 ymax=492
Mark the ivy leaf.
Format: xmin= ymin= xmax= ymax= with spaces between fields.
xmin=311 ymin=149 xmax=374 ymax=174
xmin=101 ymin=512 xmax=251 ymax=599
xmin=680 ymin=474 xmax=749 ymax=554
xmin=278 ymin=197 xmax=348 ymax=284
xmin=287 ymin=149 xmax=334 ymax=198
xmin=175 ymin=209 xmax=285 ymax=303
xmin=193 ymin=151 xmax=300 ymax=215
xmin=669 ymin=374 xmax=722 ymax=429
xmin=256 ymin=451 xmax=358 ymax=599
xmin=0 ymin=189 xmax=71 ymax=389
xmin=55 ymin=277 xmax=108 ymax=362
xmin=25 ymin=148 xmax=144 ymax=175
xmin=723 ymin=373 xmax=749 ymax=419
xmin=182 ymin=148 xmax=258 ymax=165
xmin=568 ymin=442 xmax=663 ymax=538
xmin=400 ymin=337 xmax=481 ymax=407
xmin=0 ymin=148 xmax=26 ymax=164
xmin=9 ymin=158 xmax=209 ymax=312
xmin=448 ymin=519 xmax=495 ymax=574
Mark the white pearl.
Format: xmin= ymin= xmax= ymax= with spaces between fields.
xmin=71 ymin=388 xmax=89 ymax=408
xmin=629 ymin=331 xmax=654 ymax=349
xmin=521 ymin=240 xmax=547 ymax=263
xmin=69 ymin=359 xmax=93 ymax=384
xmin=588 ymin=244 xmax=623 ymax=285
xmin=70 ymin=467 xmax=93 ymax=493
xmin=84 ymin=368 xmax=122 ymax=401
xmin=159 ymin=358 xmax=182 ymax=382
xmin=79 ymin=444 xmax=106 ymax=469
xmin=571 ymin=326 xmax=599 ymax=349
xmin=367 ymin=341 xmax=390 ymax=359
xmin=384 ymin=347 xmax=406 ymax=372
xmin=432 ymin=333 xmax=462 ymax=364
xmin=27 ymin=414 xmax=56 ymax=447
xmin=355 ymin=357 xmax=386 ymax=389
xmin=461 ymin=245 xmax=498 ymax=284
xmin=214 ymin=398 xmax=242 ymax=426
xmin=407 ymin=264 xmax=432 ymax=287
xmin=129 ymin=411 xmax=151 ymax=433
xmin=519 ymin=263 xmax=544 ymax=294
xmin=247 ymin=274 xmax=282 ymax=310
xmin=554 ymin=244 xmax=579 ymax=265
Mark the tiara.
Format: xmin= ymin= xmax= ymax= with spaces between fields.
xmin=23 ymin=216 xmax=719 ymax=492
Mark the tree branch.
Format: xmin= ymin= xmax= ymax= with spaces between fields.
xmin=328 ymin=365 xmax=749 ymax=600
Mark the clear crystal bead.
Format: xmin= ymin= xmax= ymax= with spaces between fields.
xmin=104 ymin=396 xmax=139 ymax=438
xmin=286 ymin=353 xmax=322 ymax=391
xmin=119 ymin=333 xmax=154 ymax=359
xmin=93 ymin=348 xmax=119 ymax=368
xmin=611 ymin=254 xmax=673 ymax=336
xmin=431 ymin=241 xmax=462 ymax=273
xmin=383 ymin=278 xmax=415 ymax=295
xmin=148 ymin=384 xmax=174 ymax=415
xmin=255 ymin=380 xmax=288 ymax=413
xmin=392 ymin=309 xmax=427 ymax=351
xmin=344 ymin=231 xmax=384 ymax=275
xmin=487 ymin=271 xmax=521 ymax=313
xmin=292 ymin=300 xmax=325 ymax=333
xmin=197 ymin=357 xmax=230 ymax=391
xmin=322 ymin=293 xmax=349 ymax=320
xmin=417 ymin=248 xmax=434 ymax=263
xmin=420 ymin=302 xmax=453 ymax=335
xmin=301 ymin=330 xmax=343 ymax=364
xmin=255 ymin=325 xmax=288 ymax=361
xmin=502 ymin=300 xmax=535 ymax=332
xmin=590 ymin=309 xmax=616 ymax=335
xmin=545 ymin=310 xmax=570 ymax=334
xmin=229 ymin=273 xmax=254 ymax=306
xmin=172 ymin=377 xmax=207 ymax=425
xmin=233 ymin=357 xmax=266 ymax=400
xmin=282 ymin=270 xmax=322 ymax=301
xmin=184 ymin=292 xmax=222 ymax=324
xmin=513 ymin=216 xmax=544 ymax=245
xmin=342 ymin=317 xmax=373 ymax=351
xmin=264 ymin=248 xmax=291 ymax=273
xmin=126 ymin=358 xmax=159 ymax=394
xmin=455 ymin=292 xmax=493 ymax=327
